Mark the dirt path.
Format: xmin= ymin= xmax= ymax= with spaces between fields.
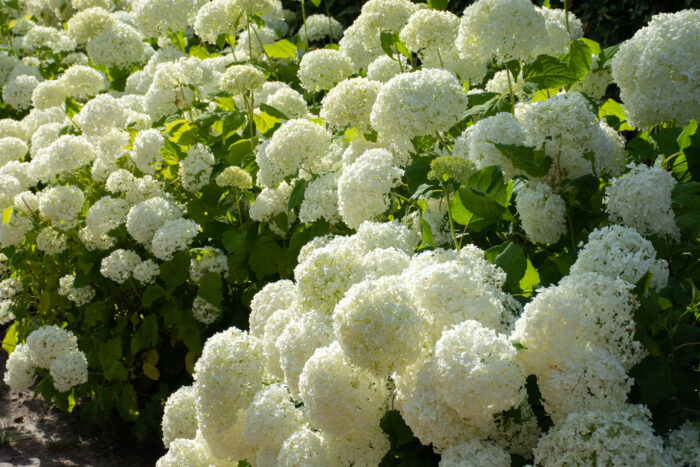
xmin=0 ymin=335 xmax=164 ymax=467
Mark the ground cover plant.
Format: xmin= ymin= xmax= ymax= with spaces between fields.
xmin=0 ymin=0 xmax=698 ymax=465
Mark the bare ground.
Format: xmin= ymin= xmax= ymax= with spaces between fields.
xmin=0 ymin=342 xmax=164 ymax=467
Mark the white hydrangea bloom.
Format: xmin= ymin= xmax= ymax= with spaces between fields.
xmin=277 ymin=426 xmax=332 ymax=467
xmin=265 ymin=88 xmax=309 ymax=120
xmin=0 ymin=137 xmax=28 ymax=165
xmin=179 ymin=144 xmax=215 ymax=193
xmin=31 ymin=80 xmax=67 ymax=110
xmin=130 ymin=129 xmax=164 ymax=175
xmin=298 ymin=172 xmax=340 ymax=224
xmin=0 ymin=175 xmax=23 ymax=209
xmin=337 ymin=148 xmax=403 ymax=229
xmin=353 ymin=220 xmax=418 ymax=254
xmin=421 ymin=44 xmax=488 ymax=84
xmin=21 ymin=26 xmax=76 ymax=53
xmin=0 ymin=299 xmax=14 ymax=325
xmin=60 ymin=65 xmax=107 ymax=100
xmin=571 ymin=225 xmax=669 ymax=290
xmin=25 ymin=325 xmax=79 ymax=370
xmin=132 ymin=0 xmax=205 ymax=38
xmin=515 ymin=92 xmax=625 ymax=183
xmin=298 ymin=49 xmax=354 ymax=92
xmin=249 ymin=181 xmax=295 ymax=232
xmin=457 ymin=0 xmax=546 ymax=63
xmin=263 ymin=307 xmax=300 ymax=380
xmin=399 ymin=9 xmax=458 ymax=52
xmin=86 ymin=22 xmax=147 ymax=69
xmin=58 ymin=275 xmax=96 ymax=306
xmin=36 ymin=228 xmax=67 ymax=255
xmin=194 ymin=0 xmax=239 ymax=44
xmin=611 ymin=10 xmax=700 ymax=128
xmin=299 ymin=341 xmax=389 ymax=436
xmin=31 ymin=134 xmax=97 ymax=181
xmin=434 ymin=320 xmax=526 ymax=424
xmin=156 ymin=434 xmax=219 ymax=467
xmin=515 ymin=182 xmax=567 ymax=245
xmin=536 ymin=7 xmax=584 ymax=57
xmin=276 ymin=309 xmax=334 ymax=399
xmin=491 ymin=402 xmax=542 ymax=459
xmin=0 ymin=209 xmax=31 ymax=247
xmin=66 ymin=6 xmax=115 ymax=44
xmin=126 ymin=197 xmax=182 ymax=245
xmin=234 ymin=25 xmax=277 ymax=60
xmin=192 ymin=296 xmax=221 ymax=325
xmin=665 ymin=421 xmax=700 ymax=467
xmin=220 ymin=64 xmax=266 ymax=95
xmin=2 ymin=74 xmax=40 ymax=111
xmin=162 ymin=384 xmax=198 ymax=449
xmin=100 ymin=249 xmax=141 ymax=283
xmin=0 ymin=118 xmax=28 ymax=141
xmin=242 ymin=383 xmax=305 ymax=454
xmin=215 ymin=166 xmax=252 ymax=189
xmin=49 ymin=349 xmax=88 ymax=392
xmin=439 ymin=439 xmax=511 ymax=467
xmin=38 ymin=185 xmax=84 ymax=230
xmin=537 ymin=349 xmax=633 ymax=424
xmin=301 ymin=14 xmax=343 ymax=43
xmin=0 ymin=278 xmax=21 ymax=301
xmin=78 ymin=227 xmax=115 ymax=251
xmin=3 ymin=343 xmax=36 ymax=391
xmin=605 ymin=162 xmax=680 ymax=240
xmin=370 ymin=69 xmax=467 ymax=141
xmin=533 ymin=405 xmax=667 ymax=466
xmin=249 ymin=279 xmax=298 ymax=338
xmin=151 ymin=218 xmax=200 ymax=260
xmin=193 ymin=328 xmax=265 ymax=445
xmin=133 ymin=259 xmax=160 ymax=285
xmin=74 ymin=94 xmax=127 ymax=137
xmin=366 ymin=55 xmax=410 ymax=83
xmin=328 ymin=426 xmax=391 ymax=467
xmin=320 ymin=77 xmax=381 ymax=132
xmin=190 ymin=247 xmax=228 ymax=281
xmin=512 ymin=272 xmax=645 ymax=376
xmin=256 ymin=119 xmax=330 ymax=188
xmin=334 ymin=275 xmax=423 ymax=375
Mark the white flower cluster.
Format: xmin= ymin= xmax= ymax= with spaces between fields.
xmin=4 ymin=325 xmax=88 ymax=393
xmin=515 ymin=182 xmax=567 ymax=245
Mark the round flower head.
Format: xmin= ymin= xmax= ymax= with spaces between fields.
xmin=193 ymin=328 xmax=265 ymax=439
xmin=38 ymin=185 xmax=85 ymax=231
xmin=266 ymin=87 xmax=309 ymax=119
xmin=151 ymin=218 xmax=200 ymax=261
xmin=277 ymin=426 xmax=332 ymax=467
xmin=262 ymin=307 xmax=300 ymax=379
xmin=3 ymin=343 xmax=36 ymax=391
xmin=536 ymin=7 xmax=584 ymax=57
xmin=512 ymin=272 xmax=645 ymax=376
xmin=298 ymin=49 xmax=354 ymax=92
xmin=66 ymin=7 xmax=115 ymax=44
xmin=26 ymin=325 xmax=79 ymax=370
xmin=133 ymin=260 xmax=160 ymax=285
xmin=571 ymin=225 xmax=669 ymax=290
xmin=130 ymin=128 xmax=164 ymax=175
xmin=58 ymin=275 xmax=96 ymax=306
xmin=515 ymin=182 xmax=567 ymax=245
xmin=664 ymin=421 xmax=700 ymax=466
xmin=612 ymin=10 xmax=700 ymax=128
xmin=299 ymin=341 xmax=389 ymax=436
xmin=86 ymin=22 xmax=148 ymax=69
xmin=327 ymin=426 xmax=391 ymax=467
xmin=220 ymin=65 xmax=266 ymax=95
xmin=3 ymin=75 xmax=40 ymax=111
xmin=301 ymin=14 xmax=343 ymax=43
xmin=179 ymin=144 xmax=215 ymax=192
xmin=370 ymin=69 xmax=467 ymax=141
xmin=366 ymin=55 xmax=410 ymax=83
xmin=298 ymin=172 xmax=340 ymax=224
xmin=31 ymin=80 xmax=68 ymax=110
xmin=256 ymin=119 xmax=331 ymax=188
xmin=0 ymin=137 xmax=28 ymax=166
xmin=320 ymin=77 xmax=381 ymax=132
xmin=248 ymin=279 xmax=298 ymax=338
xmin=249 ymin=181 xmax=296 ymax=232
xmin=126 ymin=197 xmax=182 ymax=245
xmin=36 ymin=228 xmax=67 ymax=255
xmin=100 ymin=249 xmax=142 ymax=284
xmin=156 ymin=435 xmax=218 ymax=467
xmin=49 ymin=349 xmax=88 ymax=392
xmin=399 ymin=9 xmax=458 ymax=52
xmin=242 ymin=383 xmax=305 ymax=453
xmin=194 ymin=0 xmax=240 ymax=44
xmin=333 ymin=275 xmax=425 ymax=375
xmin=439 ymin=439 xmax=511 ymax=467
xmin=132 ymin=0 xmax=205 ymax=38
xmin=337 ymin=148 xmax=403 ymax=229
xmin=533 ymin=405 xmax=666 ymax=466
xmin=192 ymin=296 xmax=221 ymax=325
xmin=457 ymin=0 xmax=547 ymax=63
xmin=162 ymin=384 xmax=198 ymax=449
xmin=434 ymin=320 xmax=526 ymax=424
xmin=75 ymin=94 xmax=127 ymax=137
xmin=60 ymin=65 xmax=108 ymax=100
xmin=605 ymin=162 xmax=680 ymax=241
xmin=215 ymin=166 xmax=253 ymax=189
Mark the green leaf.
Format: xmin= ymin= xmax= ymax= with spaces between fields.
xmin=522 ymin=55 xmax=579 ymax=90
xmin=419 ymin=210 xmax=436 ymax=247
xmin=449 ymin=191 xmax=474 ymax=226
xmin=2 ymin=206 xmax=11 ymax=225
xmin=288 ymin=178 xmax=307 ymax=212
xmin=486 ymin=242 xmax=527 ymax=292
xmin=564 ymin=39 xmax=593 ymax=81
xmin=579 ymin=38 xmax=601 ymax=55
xmin=464 ymin=92 xmax=511 ymax=120
xmin=117 ymin=385 xmax=139 ymax=421
xmin=249 ymin=235 xmax=286 ymax=279
xmin=380 ymin=31 xmax=397 ymax=58
xmin=252 ymin=112 xmax=280 ymax=134
xmin=598 ymin=99 xmax=634 ymax=131
xmin=457 ymin=187 xmax=506 ymax=222
xmin=395 ymin=40 xmax=411 ymax=60
xmin=260 ymin=103 xmax=289 ymax=121
xmin=98 ymin=337 xmax=122 ymax=370
xmin=263 ymin=39 xmax=297 ymax=59
xmin=677 ymin=119 xmax=698 ymax=158
xmin=467 ymin=166 xmax=511 ymax=207
xmin=222 ymin=229 xmax=247 ymax=254
xmin=381 ymin=410 xmax=415 ymax=449
xmin=225 ymin=139 xmax=253 ymax=166
xmin=160 ymin=251 xmax=190 ymax=287
xmin=630 ymin=356 xmax=677 ymax=408
xmin=520 ymin=258 xmax=540 ymax=295
xmin=2 ymin=322 xmax=18 ymax=354
xmin=197 ymin=272 xmax=223 ymax=307
xmin=597 ymin=43 xmax=620 ymax=70
xmin=142 ymin=362 xmax=160 ymax=381
xmin=131 ymin=314 xmax=159 ymax=355
xmin=310 ymin=0 xmax=321 ymax=7
xmin=142 ymin=285 xmax=164 ymax=308
xmin=427 ymin=0 xmax=449 ymax=10
xmin=490 ymin=142 xmax=553 ymax=178
xmin=104 ymin=361 xmax=128 ymax=381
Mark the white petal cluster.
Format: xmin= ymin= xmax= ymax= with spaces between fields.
xmin=439 ymin=439 xmax=511 ymax=467
xmin=191 ymin=296 xmax=221 ymax=325
xmin=571 ymin=225 xmax=669 ymax=290
xmin=298 ymin=172 xmax=340 ymax=224
xmin=86 ymin=21 xmax=147 ymax=69
xmin=133 ymin=259 xmax=161 ymax=284
xmin=49 ymin=349 xmax=88 ymax=392
xmin=132 ymin=0 xmax=205 ymax=38
xmin=130 ymin=129 xmax=164 ymax=175
xmin=399 ymin=9 xmax=458 ymax=52
xmin=366 ymin=55 xmax=410 ymax=83
xmin=126 ymin=197 xmax=182 ymax=245
xmin=36 ymin=228 xmax=67 ymax=254
xmin=533 ymin=405 xmax=667 ymax=466
xmin=605 ymin=162 xmax=680 ymax=240
xmin=38 ymin=185 xmax=85 ymax=230
xmin=297 ymin=49 xmax=354 ymax=92
xmin=3 ymin=343 xmax=36 ymax=391
xmin=320 ymin=77 xmax=381 ymax=132
xmin=58 ymin=274 xmax=96 ymax=306
xmin=151 ymin=218 xmax=200 ymax=260
xmin=370 ymin=69 xmax=467 ymax=142
xmin=179 ymin=144 xmax=215 ymax=193
xmin=337 ymin=148 xmax=403 ymax=229
xmin=664 ymin=421 xmax=700 ymax=467
xmin=60 ymin=64 xmax=107 ymax=100
xmin=100 ymin=249 xmax=142 ymax=283
xmin=220 ymin=64 xmax=266 ymax=95
xmin=515 ymin=182 xmax=567 ymax=244
xmin=301 ymin=14 xmax=343 ymax=43
xmin=162 ymin=385 xmax=199 ymax=449
xmin=611 ymin=10 xmax=700 ymax=128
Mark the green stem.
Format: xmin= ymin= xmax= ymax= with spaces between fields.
xmin=567 ymin=211 xmax=576 ymax=252
xmin=300 ymin=0 xmax=309 ymax=48
xmin=563 ymin=0 xmax=571 ymax=38
xmin=436 ymin=46 xmax=444 ymax=69
xmin=506 ymin=68 xmax=515 ymax=114
xmin=442 ymin=181 xmax=460 ymax=251
xmin=323 ymin=0 xmax=334 ymax=44
xmin=246 ymin=15 xmax=253 ymax=58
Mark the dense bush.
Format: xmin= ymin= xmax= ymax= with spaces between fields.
xmin=0 ymin=0 xmax=698 ymax=465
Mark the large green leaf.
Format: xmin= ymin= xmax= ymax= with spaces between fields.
xmin=490 ymin=142 xmax=553 ymax=178
xmin=564 ymin=39 xmax=593 ymax=81
xmin=197 ymin=272 xmax=223 ymax=307
xmin=522 ymin=55 xmax=579 ymax=90
xmin=263 ymin=39 xmax=297 ymax=59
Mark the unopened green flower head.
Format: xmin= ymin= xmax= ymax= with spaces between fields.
xmin=428 ymin=156 xmax=475 ymax=184
xmin=216 ymin=166 xmax=253 ymax=190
